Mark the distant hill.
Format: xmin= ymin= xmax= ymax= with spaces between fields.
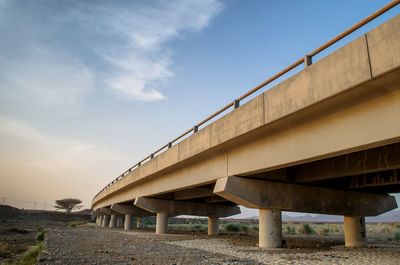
xmin=280 ymin=210 xmax=400 ymax=223
xmin=0 ymin=205 xmax=91 ymax=222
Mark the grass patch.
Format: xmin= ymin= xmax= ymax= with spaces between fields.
xmin=394 ymin=230 xmax=400 ymax=241
xmin=17 ymin=243 xmax=42 ymax=265
xmin=169 ymin=224 xmax=208 ymax=232
xmin=299 ymin=223 xmax=315 ymax=235
xmin=68 ymin=220 xmax=87 ymax=228
xmin=223 ymin=223 xmax=242 ymax=232
xmin=285 ymin=225 xmax=297 ymax=235
xmin=0 ymin=242 xmax=12 ymax=258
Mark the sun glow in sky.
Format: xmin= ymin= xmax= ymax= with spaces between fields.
xmin=0 ymin=0 xmax=399 ymax=216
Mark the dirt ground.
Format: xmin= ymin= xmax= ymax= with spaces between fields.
xmin=37 ymin=223 xmax=400 ymax=265
xmin=2 ymin=209 xmax=400 ymax=265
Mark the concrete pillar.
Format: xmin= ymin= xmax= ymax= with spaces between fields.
xmin=116 ymin=216 xmax=123 ymax=228
xmin=208 ymin=216 xmax=219 ymax=236
xmin=102 ymin=215 xmax=109 ymax=227
xmin=124 ymin=214 xmax=132 ymax=230
xmin=259 ymin=209 xmax=282 ymax=248
xmin=344 ymin=216 xmax=366 ymax=247
xmin=156 ymin=212 xmax=168 ymax=234
xmin=109 ymin=214 xmax=116 ymax=228
xmin=96 ymin=216 xmax=99 ymax=225
xmin=136 ymin=217 xmax=143 ymax=229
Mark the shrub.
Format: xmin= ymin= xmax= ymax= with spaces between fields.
xmin=241 ymin=224 xmax=249 ymax=233
xmin=286 ymin=225 xmax=296 ymax=235
xmin=299 ymin=223 xmax=315 ymax=235
xmin=394 ymin=230 xmax=400 ymax=241
xmin=251 ymin=225 xmax=259 ymax=232
xmin=0 ymin=242 xmax=11 ymax=258
xmin=18 ymin=243 xmax=42 ymax=265
xmin=224 ymin=223 xmax=241 ymax=232
xmin=318 ymin=227 xmax=331 ymax=236
xmin=36 ymin=231 xmax=45 ymax=242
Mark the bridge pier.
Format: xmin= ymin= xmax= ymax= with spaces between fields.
xmin=344 ymin=216 xmax=366 ymax=247
xmin=124 ymin=214 xmax=132 ymax=230
xmin=208 ymin=216 xmax=219 ymax=236
xmin=134 ymin=197 xmax=240 ymax=235
xmin=156 ymin=212 xmax=168 ymax=234
xmin=116 ymin=216 xmax=123 ymax=228
xmin=137 ymin=217 xmax=143 ymax=229
xmin=109 ymin=214 xmax=116 ymax=228
xmin=102 ymin=215 xmax=109 ymax=227
xmin=259 ymin=209 xmax=282 ymax=248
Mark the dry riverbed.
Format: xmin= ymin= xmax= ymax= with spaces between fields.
xmin=37 ymin=223 xmax=400 ymax=265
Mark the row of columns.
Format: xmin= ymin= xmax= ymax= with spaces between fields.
xmin=95 ymin=212 xmax=220 ymax=236
xmin=257 ymin=209 xmax=366 ymax=248
xmin=95 ymin=209 xmax=365 ymax=248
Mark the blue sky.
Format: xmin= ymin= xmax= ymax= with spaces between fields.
xmin=0 ymin=0 xmax=399 ymax=214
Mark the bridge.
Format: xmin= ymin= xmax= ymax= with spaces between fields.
xmin=92 ymin=2 xmax=400 ymax=249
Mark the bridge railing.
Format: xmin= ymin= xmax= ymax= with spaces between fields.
xmin=94 ymin=0 xmax=400 ymax=201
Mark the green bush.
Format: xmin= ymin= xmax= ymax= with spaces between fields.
xmin=394 ymin=230 xmax=400 ymax=241
xmin=35 ymin=231 xmax=45 ymax=242
xmin=224 ymin=223 xmax=241 ymax=232
xmin=250 ymin=225 xmax=259 ymax=232
xmin=17 ymin=243 xmax=42 ymax=265
xmin=0 ymin=242 xmax=11 ymax=258
xmin=286 ymin=225 xmax=296 ymax=235
xmin=241 ymin=224 xmax=249 ymax=233
xmin=318 ymin=227 xmax=331 ymax=236
xmin=299 ymin=223 xmax=315 ymax=235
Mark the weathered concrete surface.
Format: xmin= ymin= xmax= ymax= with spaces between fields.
xmin=134 ymin=197 xmax=240 ymax=217
xmin=259 ymin=209 xmax=282 ymax=248
xmin=214 ymin=176 xmax=397 ymax=216
xmin=178 ymin=126 xmax=211 ymax=161
xmin=344 ymin=216 xmax=366 ymax=247
xmin=264 ymin=36 xmax=371 ymax=124
xmin=111 ymin=203 xmax=152 ymax=217
xmin=210 ymin=96 xmax=264 ymax=147
xmin=367 ymin=15 xmax=400 ymax=77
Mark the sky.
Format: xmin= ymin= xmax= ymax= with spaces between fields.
xmin=0 ymin=0 xmax=399 ymax=216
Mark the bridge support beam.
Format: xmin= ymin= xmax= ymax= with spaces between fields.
xmin=214 ymin=176 xmax=397 ymax=248
xmin=214 ymin=176 xmax=397 ymax=216
xmin=259 ymin=209 xmax=282 ymax=248
xmin=344 ymin=216 xmax=366 ymax=247
xmin=156 ymin=212 xmax=168 ymax=234
xmin=134 ymin=197 xmax=240 ymax=217
xmin=124 ymin=214 xmax=132 ymax=230
xmin=208 ymin=216 xmax=219 ymax=236
xmin=109 ymin=214 xmax=116 ymax=228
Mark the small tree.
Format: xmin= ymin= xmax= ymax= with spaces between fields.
xmin=54 ymin=198 xmax=83 ymax=213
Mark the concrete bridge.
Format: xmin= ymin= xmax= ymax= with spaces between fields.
xmin=92 ymin=10 xmax=400 ymax=249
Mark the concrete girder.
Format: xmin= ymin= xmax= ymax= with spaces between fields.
xmin=134 ymin=197 xmax=240 ymax=217
xmin=99 ymin=207 xmax=119 ymax=216
xmin=110 ymin=203 xmax=153 ymax=216
xmin=294 ymin=143 xmax=400 ymax=183
xmin=91 ymin=209 xmax=101 ymax=218
xmin=214 ymin=176 xmax=397 ymax=216
xmin=174 ymin=188 xmax=213 ymax=200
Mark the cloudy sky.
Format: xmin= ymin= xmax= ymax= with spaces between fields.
xmin=0 ymin=0 xmax=398 ymax=216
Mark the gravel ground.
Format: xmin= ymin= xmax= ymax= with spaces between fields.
xmin=39 ymin=225 xmax=262 ymax=265
xmin=39 ymin=224 xmax=400 ymax=265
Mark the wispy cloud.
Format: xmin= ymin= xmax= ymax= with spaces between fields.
xmin=0 ymin=0 xmax=223 ymax=104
